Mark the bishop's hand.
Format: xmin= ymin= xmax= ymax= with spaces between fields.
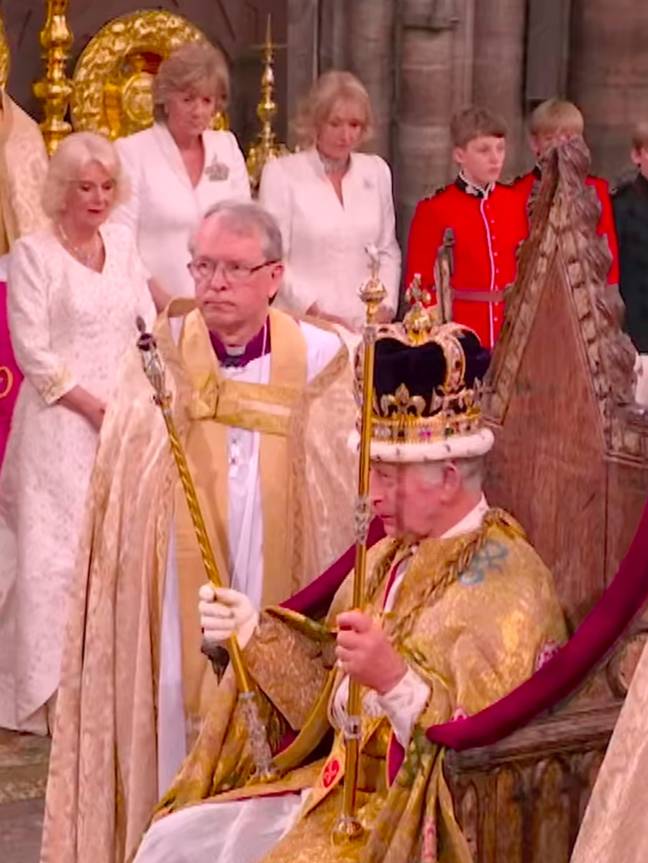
xmin=198 ymin=584 xmax=259 ymax=649
xmin=335 ymin=610 xmax=407 ymax=695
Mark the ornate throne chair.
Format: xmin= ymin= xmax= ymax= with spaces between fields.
xmin=443 ymin=138 xmax=648 ymax=862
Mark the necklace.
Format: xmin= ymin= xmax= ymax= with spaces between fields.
xmin=57 ymin=222 xmax=102 ymax=270
xmin=318 ymin=150 xmax=350 ymax=176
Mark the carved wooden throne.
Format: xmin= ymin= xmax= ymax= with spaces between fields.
xmin=444 ymin=139 xmax=648 ymax=862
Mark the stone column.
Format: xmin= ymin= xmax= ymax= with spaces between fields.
xmin=345 ymin=0 xmax=396 ymax=159
xmin=569 ymin=0 xmax=648 ymax=178
xmin=286 ymin=0 xmax=319 ymax=147
xmin=472 ymin=0 xmax=527 ymax=177
xmin=397 ymin=0 xmax=471 ymax=241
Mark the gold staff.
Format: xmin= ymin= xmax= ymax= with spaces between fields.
xmin=332 ymin=246 xmax=387 ymax=844
xmin=135 ymin=317 xmax=275 ymax=781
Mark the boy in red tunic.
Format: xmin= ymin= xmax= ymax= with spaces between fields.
xmin=513 ymin=98 xmax=619 ymax=286
xmin=405 ymin=107 xmax=528 ymax=348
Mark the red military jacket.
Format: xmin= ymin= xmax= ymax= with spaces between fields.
xmin=405 ymin=176 xmax=528 ymax=348
xmin=513 ymin=167 xmax=620 ymax=285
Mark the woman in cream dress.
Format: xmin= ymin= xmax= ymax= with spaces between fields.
xmin=258 ymin=71 xmax=401 ymax=332
xmin=0 ymin=132 xmax=155 ymax=734
xmin=114 ymin=42 xmax=251 ymax=306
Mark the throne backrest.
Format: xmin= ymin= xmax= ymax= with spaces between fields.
xmin=484 ymin=138 xmax=648 ymax=627
xmin=70 ymin=9 xmax=227 ymax=140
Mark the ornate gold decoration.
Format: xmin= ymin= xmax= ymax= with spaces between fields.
xmin=246 ymin=15 xmax=289 ymax=192
xmin=0 ymin=11 xmax=10 ymax=90
xmin=33 ymin=0 xmax=73 ymax=155
xmin=380 ymin=383 xmax=426 ymax=418
xmin=403 ymin=275 xmax=439 ymax=344
xmin=70 ymin=10 xmax=227 ymax=140
xmin=354 ymin=299 xmax=485 ymax=446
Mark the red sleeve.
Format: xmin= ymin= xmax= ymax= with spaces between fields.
xmin=592 ymin=177 xmax=620 ymax=286
xmin=404 ymin=198 xmax=446 ymax=303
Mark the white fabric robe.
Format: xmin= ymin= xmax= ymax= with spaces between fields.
xmin=157 ymin=321 xmax=344 ymax=791
xmin=114 ymin=123 xmax=251 ymax=300
xmin=136 ymin=500 xmax=489 ymax=863
xmin=0 ymin=224 xmax=155 ymax=733
xmin=258 ymin=148 xmax=402 ymax=330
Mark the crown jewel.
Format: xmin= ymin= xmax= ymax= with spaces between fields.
xmin=354 ymin=304 xmax=488 ymax=449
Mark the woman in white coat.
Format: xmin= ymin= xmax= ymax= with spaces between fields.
xmin=258 ymin=71 xmax=401 ymax=332
xmin=0 ymin=132 xmax=155 ymax=733
xmin=114 ymin=42 xmax=251 ymax=306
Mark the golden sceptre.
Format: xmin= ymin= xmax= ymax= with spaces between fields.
xmin=135 ymin=317 xmax=275 ymax=781
xmin=332 ymin=246 xmax=387 ymax=844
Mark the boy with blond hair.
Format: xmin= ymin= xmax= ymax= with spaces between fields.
xmin=514 ymin=97 xmax=619 ymax=285
xmin=405 ymin=106 xmax=528 ymax=349
xmin=612 ymin=121 xmax=648 ymax=352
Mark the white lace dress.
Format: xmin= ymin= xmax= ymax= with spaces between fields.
xmin=0 ymin=223 xmax=155 ymax=733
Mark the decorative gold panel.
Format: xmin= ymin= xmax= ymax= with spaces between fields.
xmin=0 ymin=12 xmax=10 ymax=89
xmin=70 ymin=9 xmax=226 ymax=139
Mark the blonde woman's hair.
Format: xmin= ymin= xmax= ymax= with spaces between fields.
xmin=293 ymin=70 xmax=374 ymax=149
xmin=528 ymin=98 xmax=585 ymax=137
xmin=153 ymin=41 xmax=229 ymax=122
xmin=42 ymin=131 xmax=129 ymax=219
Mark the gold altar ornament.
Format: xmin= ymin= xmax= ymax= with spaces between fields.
xmin=0 ymin=11 xmax=9 ymax=90
xmin=33 ymin=0 xmax=73 ymax=155
xmin=246 ymin=15 xmax=289 ymax=192
xmin=70 ymin=10 xmax=226 ymax=140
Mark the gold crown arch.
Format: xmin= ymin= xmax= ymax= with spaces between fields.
xmin=70 ymin=10 xmax=226 ymax=140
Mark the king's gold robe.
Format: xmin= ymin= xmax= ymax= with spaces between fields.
xmin=146 ymin=509 xmax=567 ymax=863
xmin=41 ymin=303 xmax=358 ymax=863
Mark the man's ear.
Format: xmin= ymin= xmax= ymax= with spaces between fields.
xmin=452 ymin=146 xmax=465 ymax=169
xmin=440 ymin=462 xmax=461 ymax=501
xmin=268 ymin=262 xmax=284 ymax=300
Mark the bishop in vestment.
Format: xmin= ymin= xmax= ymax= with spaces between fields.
xmin=40 ymin=201 xmax=359 ymax=863
xmin=132 ymin=311 xmax=567 ymax=863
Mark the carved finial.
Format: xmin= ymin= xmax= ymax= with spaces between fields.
xmin=358 ymin=244 xmax=387 ymax=321
xmin=33 ymin=0 xmax=74 ymax=154
xmin=245 ymin=14 xmax=289 ymax=193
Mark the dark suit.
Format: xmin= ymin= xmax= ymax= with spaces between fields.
xmin=613 ymin=173 xmax=648 ymax=352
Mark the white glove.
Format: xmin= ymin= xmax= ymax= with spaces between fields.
xmin=198 ymin=584 xmax=259 ymax=649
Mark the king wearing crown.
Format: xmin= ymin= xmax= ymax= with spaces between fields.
xmin=131 ymin=309 xmax=566 ymax=863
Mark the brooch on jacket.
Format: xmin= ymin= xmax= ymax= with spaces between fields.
xmin=205 ymin=156 xmax=230 ymax=181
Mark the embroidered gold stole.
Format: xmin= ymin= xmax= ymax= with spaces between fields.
xmin=171 ymin=306 xmax=309 ymax=723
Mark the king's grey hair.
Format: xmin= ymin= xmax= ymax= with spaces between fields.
xmin=419 ymin=457 xmax=485 ymax=493
xmin=191 ymin=200 xmax=283 ymax=260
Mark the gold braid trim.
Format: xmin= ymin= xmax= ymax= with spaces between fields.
xmin=392 ymin=508 xmax=525 ymax=642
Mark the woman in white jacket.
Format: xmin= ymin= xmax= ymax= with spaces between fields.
xmin=114 ymin=42 xmax=251 ymax=306
xmin=259 ymin=71 xmax=401 ymax=332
